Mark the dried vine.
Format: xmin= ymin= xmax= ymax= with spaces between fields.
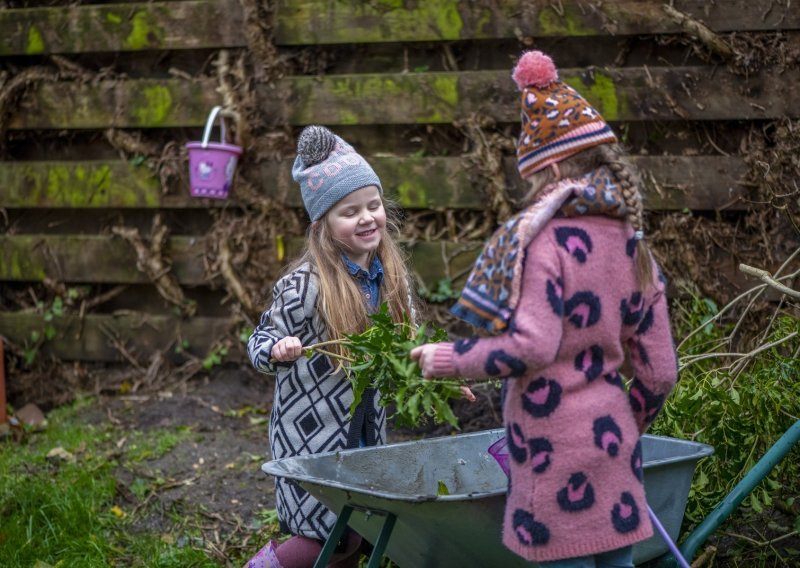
xmin=111 ymin=215 xmax=196 ymax=317
xmin=456 ymin=113 xmax=517 ymax=225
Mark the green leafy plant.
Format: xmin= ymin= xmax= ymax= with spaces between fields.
xmin=651 ymin=291 xmax=800 ymax=527
xmin=304 ymin=303 xmax=465 ymax=428
xmin=23 ymin=296 xmax=66 ymax=364
xmin=202 ymin=343 xmax=229 ymax=369
xmin=417 ymin=277 xmax=461 ymax=303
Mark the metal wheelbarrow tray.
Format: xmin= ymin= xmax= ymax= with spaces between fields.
xmin=263 ymin=429 xmax=713 ymax=568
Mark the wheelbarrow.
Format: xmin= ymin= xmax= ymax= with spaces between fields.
xmin=263 ymin=429 xmax=715 ymax=567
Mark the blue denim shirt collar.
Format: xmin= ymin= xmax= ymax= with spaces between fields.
xmin=342 ymin=254 xmax=382 ymax=280
xmin=342 ymin=255 xmax=384 ymax=309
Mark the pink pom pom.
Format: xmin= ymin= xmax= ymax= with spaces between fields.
xmin=512 ymin=51 xmax=558 ymax=90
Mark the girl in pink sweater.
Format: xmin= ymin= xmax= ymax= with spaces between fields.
xmin=411 ymin=51 xmax=678 ymax=567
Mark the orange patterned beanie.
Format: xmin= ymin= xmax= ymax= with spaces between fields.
xmin=512 ymin=51 xmax=617 ymax=179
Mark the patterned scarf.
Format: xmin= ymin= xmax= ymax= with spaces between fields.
xmin=451 ymin=166 xmax=628 ymax=332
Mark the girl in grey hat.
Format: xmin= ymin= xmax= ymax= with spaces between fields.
xmin=245 ymin=126 xmax=417 ymax=568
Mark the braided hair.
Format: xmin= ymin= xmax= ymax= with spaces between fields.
xmin=522 ymin=143 xmax=655 ymax=288
xmin=596 ymin=144 xmax=653 ymax=287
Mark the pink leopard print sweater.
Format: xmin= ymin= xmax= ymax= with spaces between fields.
xmin=430 ymin=216 xmax=678 ymax=562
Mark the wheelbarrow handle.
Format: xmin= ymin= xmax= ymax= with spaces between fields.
xmin=678 ymin=419 xmax=800 ymax=561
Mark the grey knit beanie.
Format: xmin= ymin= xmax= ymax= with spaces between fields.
xmin=291 ymin=126 xmax=382 ymax=221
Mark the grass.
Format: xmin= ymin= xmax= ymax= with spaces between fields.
xmin=0 ymin=397 xmax=227 ymax=567
xmin=2 ymin=291 xmax=797 ymax=566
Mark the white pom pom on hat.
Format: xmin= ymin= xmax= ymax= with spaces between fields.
xmin=512 ymin=50 xmax=559 ymax=91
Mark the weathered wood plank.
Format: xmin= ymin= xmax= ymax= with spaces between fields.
xmin=274 ymin=0 xmax=800 ymax=44
xmin=0 ymin=234 xmax=483 ymax=287
xmin=0 ymin=312 xmax=236 ymax=362
xmin=1 ymin=1 xmax=797 ymax=55
xmin=0 ymin=234 xmax=209 ymax=284
xmin=274 ymin=67 xmax=799 ymax=125
xmin=0 ymin=155 xmax=749 ymax=210
xmin=0 ymin=1 xmax=244 ymax=56
xmin=9 ymin=78 xmax=219 ymax=130
xmin=10 ymin=67 xmax=797 ymax=130
xmin=0 ymin=161 xmax=162 ymax=207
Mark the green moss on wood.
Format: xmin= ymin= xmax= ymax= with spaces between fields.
xmin=296 ymin=73 xmax=461 ymax=125
xmin=432 ymin=0 xmax=464 ymax=40
xmin=421 ymin=75 xmax=459 ymax=123
xmin=26 ymin=25 xmax=45 ymax=54
xmin=278 ymin=0 xmax=464 ymax=43
xmin=537 ymin=6 xmax=594 ymax=36
xmin=124 ymin=10 xmax=165 ymax=50
xmin=561 ymin=71 xmax=623 ymax=121
xmin=394 ymin=180 xmax=428 ymax=208
xmin=105 ymin=11 xmax=123 ymax=25
xmin=0 ymin=241 xmax=46 ymax=280
xmin=133 ymin=85 xmax=174 ymax=126
xmin=1 ymin=162 xmax=161 ymax=207
xmin=0 ymin=235 xmax=207 ymax=284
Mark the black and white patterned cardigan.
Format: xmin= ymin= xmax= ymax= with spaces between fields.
xmin=247 ymin=263 xmax=387 ymax=540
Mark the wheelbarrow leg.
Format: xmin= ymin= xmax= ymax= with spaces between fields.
xmin=365 ymin=512 xmax=396 ymax=568
xmin=313 ymin=505 xmax=353 ymax=568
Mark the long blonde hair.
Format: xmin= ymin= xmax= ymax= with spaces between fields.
xmin=524 ymin=144 xmax=655 ymax=288
xmin=286 ymin=200 xmax=416 ymax=356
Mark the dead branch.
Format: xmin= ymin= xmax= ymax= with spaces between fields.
xmin=691 ymin=545 xmax=717 ymax=568
xmin=82 ymin=285 xmax=129 ymax=311
xmin=100 ymin=324 xmax=145 ymax=372
xmin=111 ymin=216 xmax=196 ymax=316
xmin=218 ymin=239 xmax=255 ymax=312
xmin=663 ymin=4 xmax=735 ymax=60
xmin=49 ymin=55 xmax=93 ymax=79
xmin=739 ymin=263 xmax=800 ymax=299
xmin=680 ymin=332 xmax=797 ymax=371
xmin=104 ymin=128 xmax=161 ymax=159
xmin=456 ymin=114 xmax=516 ymax=223
xmin=0 ymin=66 xmax=58 ymax=152
xmin=238 ymin=0 xmax=280 ymax=80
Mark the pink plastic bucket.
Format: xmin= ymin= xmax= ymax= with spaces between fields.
xmin=186 ymin=106 xmax=242 ymax=199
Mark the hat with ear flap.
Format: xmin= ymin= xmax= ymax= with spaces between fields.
xmin=512 ymin=51 xmax=617 ymax=179
xmin=291 ymin=125 xmax=382 ymax=222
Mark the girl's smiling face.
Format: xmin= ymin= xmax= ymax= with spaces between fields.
xmin=325 ymin=185 xmax=386 ymax=268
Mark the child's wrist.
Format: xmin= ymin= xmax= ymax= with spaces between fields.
xmin=431 ymin=343 xmax=457 ymax=376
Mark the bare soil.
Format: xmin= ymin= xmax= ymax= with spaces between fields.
xmin=84 ymin=365 xmax=278 ymax=560
xmin=72 ymin=363 xmax=502 ymax=563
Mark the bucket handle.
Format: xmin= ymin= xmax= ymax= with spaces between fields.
xmin=201 ymin=106 xmax=227 ymax=148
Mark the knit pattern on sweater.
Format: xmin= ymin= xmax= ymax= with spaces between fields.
xmin=434 ymin=216 xmax=678 ymax=562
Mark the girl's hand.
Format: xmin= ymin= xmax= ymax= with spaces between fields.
xmin=411 ymin=344 xmax=476 ymax=402
xmin=409 ymin=344 xmax=438 ymax=378
xmin=271 ymin=336 xmax=303 ymax=362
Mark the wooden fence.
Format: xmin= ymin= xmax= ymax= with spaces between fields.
xmin=1 ymin=0 xmax=797 ymax=364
